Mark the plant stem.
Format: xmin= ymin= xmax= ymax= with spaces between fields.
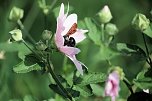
xmin=17 ymin=20 xmax=36 ymax=44
xmin=123 ymin=77 xmax=134 ymax=94
xmin=101 ymin=24 xmax=104 ymax=42
xmin=46 ymin=53 xmax=73 ymax=101
xmin=142 ymin=33 xmax=152 ymax=67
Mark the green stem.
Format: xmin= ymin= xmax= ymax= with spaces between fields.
xmin=101 ymin=24 xmax=104 ymax=42
xmin=17 ymin=20 xmax=36 ymax=44
xmin=123 ymin=77 xmax=134 ymax=94
xmin=47 ymin=53 xmax=73 ymax=101
xmin=142 ymin=33 xmax=152 ymax=67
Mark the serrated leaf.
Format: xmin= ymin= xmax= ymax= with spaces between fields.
xmin=143 ymin=24 xmax=152 ymax=38
xmin=13 ymin=61 xmax=42 ymax=73
xmin=74 ymin=85 xmax=93 ymax=97
xmin=84 ymin=17 xmax=101 ymax=45
xmin=76 ymin=72 xmax=107 ymax=86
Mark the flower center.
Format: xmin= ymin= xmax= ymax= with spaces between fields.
xmin=63 ymin=35 xmax=76 ymax=47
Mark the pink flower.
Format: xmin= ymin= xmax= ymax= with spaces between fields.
xmin=105 ymin=71 xmax=120 ymax=101
xmin=55 ymin=3 xmax=88 ymax=75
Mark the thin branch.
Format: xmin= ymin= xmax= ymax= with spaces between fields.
xmin=123 ymin=78 xmax=134 ymax=94
xmin=46 ymin=53 xmax=73 ymax=101
xmin=142 ymin=33 xmax=152 ymax=67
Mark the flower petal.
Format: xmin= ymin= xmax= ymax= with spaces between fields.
xmin=59 ymin=3 xmax=65 ymax=18
xmin=67 ymin=55 xmax=84 ymax=75
xmin=55 ymin=18 xmax=64 ymax=47
xmin=62 ymin=14 xmax=77 ymax=36
xmin=70 ymin=29 xmax=88 ymax=43
xmin=60 ymin=46 xmax=80 ymax=56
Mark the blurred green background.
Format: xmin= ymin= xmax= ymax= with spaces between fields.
xmin=0 ymin=0 xmax=152 ymax=101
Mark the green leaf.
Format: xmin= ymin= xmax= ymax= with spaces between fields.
xmin=114 ymin=43 xmax=146 ymax=60
xmin=66 ymin=88 xmax=80 ymax=98
xmin=49 ymin=84 xmax=67 ymax=98
xmin=84 ymin=17 xmax=101 ymax=45
xmin=49 ymin=84 xmax=80 ymax=99
xmin=13 ymin=61 xmax=42 ymax=73
xmin=76 ymin=72 xmax=107 ymax=86
xmin=145 ymin=68 xmax=152 ymax=78
xmin=143 ymin=24 xmax=152 ymax=38
xmin=74 ymin=85 xmax=93 ymax=97
xmin=133 ymin=69 xmax=152 ymax=89
xmin=0 ymin=42 xmax=30 ymax=52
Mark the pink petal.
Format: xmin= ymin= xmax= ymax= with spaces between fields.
xmin=60 ymin=46 xmax=80 ymax=56
xmin=70 ymin=29 xmax=88 ymax=43
xmin=55 ymin=18 xmax=64 ymax=47
xmin=59 ymin=3 xmax=65 ymax=18
xmin=62 ymin=14 xmax=77 ymax=36
xmin=67 ymin=55 xmax=84 ymax=75
xmin=104 ymin=71 xmax=120 ymax=100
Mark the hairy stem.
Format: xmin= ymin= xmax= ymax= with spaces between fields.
xmin=47 ymin=53 xmax=73 ymax=101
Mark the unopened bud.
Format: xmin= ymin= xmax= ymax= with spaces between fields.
xmin=105 ymin=23 xmax=118 ymax=36
xmin=98 ymin=5 xmax=112 ymax=23
xmin=109 ymin=66 xmax=124 ymax=80
xmin=9 ymin=29 xmax=23 ymax=42
xmin=42 ymin=30 xmax=52 ymax=40
xmin=132 ymin=13 xmax=150 ymax=31
xmin=35 ymin=41 xmax=47 ymax=51
xmin=9 ymin=6 xmax=24 ymax=21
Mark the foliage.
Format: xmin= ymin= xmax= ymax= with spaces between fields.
xmin=0 ymin=0 xmax=152 ymax=101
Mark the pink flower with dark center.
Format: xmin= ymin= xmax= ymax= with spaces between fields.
xmin=105 ymin=71 xmax=120 ymax=101
xmin=55 ymin=3 xmax=88 ymax=75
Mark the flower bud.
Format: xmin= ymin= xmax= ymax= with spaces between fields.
xmin=42 ymin=30 xmax=52 ymax=40
xmin=35 ymin=41 xmax=47 ymax=51
xmin=9 ymin=6 xmax=24 ymax=21
xmin=98 ymin=5 xmax=113 ymax=23
xmin=109 ymin=66 xmax=124 ymax=80
xmin=132 ymin=13 xmax=150 ymax=31
xmin=105 ymin=23 xmax=118 ymax=36
xmin=9 ymin=29 xmax=23 ymax=42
